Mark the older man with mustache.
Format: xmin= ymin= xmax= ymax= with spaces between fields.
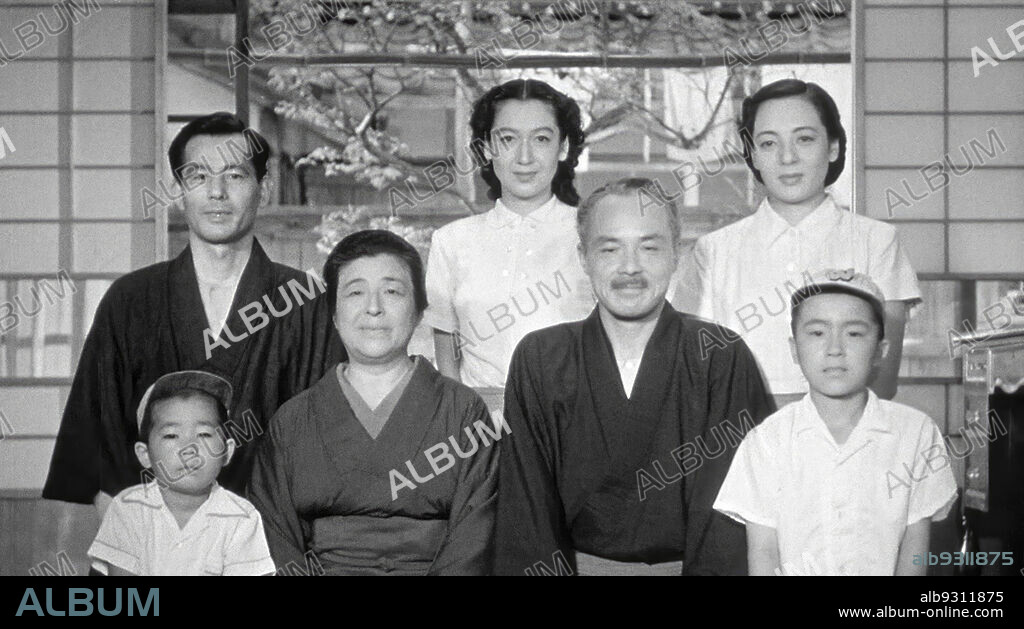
xmin=495 ymin=177 xmax=775 ymax=576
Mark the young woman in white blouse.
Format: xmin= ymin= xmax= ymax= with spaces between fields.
xmin=424 ymin=79 xmax=594 ymax=388
xmin=691 ymin=79 xmax=921 ymax=407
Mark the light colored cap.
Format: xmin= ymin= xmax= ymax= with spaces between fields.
xmin=791 ymin=268 xmax=886 ymax=327
xmin=136 ymin=370 xmax=233 ymax=432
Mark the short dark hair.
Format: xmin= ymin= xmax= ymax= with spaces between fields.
xmin=790 ymin=292 xmax=885 ymax=341
xmin=469 ymin=79 xmax=586 ymax=206
xmin=168 ymin=112 xmax=271 ymax=183
xmin=139 ymin=388 xmax=228 ymax=444
xmin=323 ymin=230 xmax=427 ymax=315
xmin=739 ymin=79 xmax=847 ymax=187
xmin=577 ymin=177 xmax=681 ymax=250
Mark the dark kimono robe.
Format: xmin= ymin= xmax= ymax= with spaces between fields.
xmin=248 ymin=359 xmax=499 ymax=576
xmin=495 ymin=302 xmax=775 ymax=575
xmin=42 ymin=239 xmax=344 ymax=504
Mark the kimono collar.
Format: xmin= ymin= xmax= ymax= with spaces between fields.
xmin=317 ymin=355 xmax=444 ymax=476
xmin=586 ymin=300 xmax=677 ymax=368
xmin=168 ymin=237 xmax=278 ymax=372
xmin=568 ymin=300 xmax=684 ymax=533
xmin=172 ymin=237 xmax=275 ymax=289
xmin=752 ymin=194 xmax=843 ymax=248
xmin=581 ymin=300 xmax=680 ymax=458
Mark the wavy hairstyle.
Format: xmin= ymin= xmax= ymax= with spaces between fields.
xmin=469 ymin=79 xmax=586 ymax=206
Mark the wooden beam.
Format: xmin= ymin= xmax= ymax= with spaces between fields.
xmin=155 ymin=0 xmax=169 ymax=262
xmin=168 ymin=0 xmax=236 ymax=14
xmin=169 ymin=49 xmax=851 ymax=69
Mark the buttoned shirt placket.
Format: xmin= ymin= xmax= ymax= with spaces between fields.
xmin=760 ymin=199 xmax=841 ymax=288
xmin=804 ymin=405 xmax=875 ymax=577
xmin=498 ymin=209 xmax=544 ymax=353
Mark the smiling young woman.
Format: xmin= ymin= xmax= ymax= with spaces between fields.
xmin=423 ymin=79 xmax=596 ymax=388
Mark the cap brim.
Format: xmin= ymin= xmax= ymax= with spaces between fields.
xmin=136 ymin=371 xmax=234 ymax=432
xmin=791 ymin=283 xmax=886 ymax=330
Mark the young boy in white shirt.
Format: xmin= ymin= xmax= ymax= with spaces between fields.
xmin=714 ymin=270 xmax=957 ymax=576
xmin=88 ymin=370 xmax=276 ymax=576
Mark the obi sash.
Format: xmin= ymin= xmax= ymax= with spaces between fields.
xmin=574 ymin=550 xmax=683 ymax=576
xmin=311 ymin=514 xmax=448 ymax=576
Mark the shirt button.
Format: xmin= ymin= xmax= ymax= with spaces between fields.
xmin=502 ymin=270 xmax=509 ymax=277
xmin=520 ymin=273 xmax=528 ymax=280
xmin=525 ymin=250 xmax=533 ymax=256
xmin=786 ymin=264 xmax=796 ymax=273
xmin=506 ymin=246 xmax=513 ymax=253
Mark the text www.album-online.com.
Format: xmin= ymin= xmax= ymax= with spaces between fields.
xmin=837 ymin=607 xmax=1004 ymax=619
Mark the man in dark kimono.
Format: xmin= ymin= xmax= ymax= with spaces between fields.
xmin=42 ymin=113 xmax=343 ymax=515
xmin=495 ymin=177 xmax=776 ymax=576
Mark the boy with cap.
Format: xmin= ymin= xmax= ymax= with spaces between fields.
xmin=713 ymin=270 xmax=957 ymax=576
xmin=88 ymin=370 xmax=276 ymax=576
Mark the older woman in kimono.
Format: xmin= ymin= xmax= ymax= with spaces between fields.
xmin=249 ymin=230 xmax=499 ymax=575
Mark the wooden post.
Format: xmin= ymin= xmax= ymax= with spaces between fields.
xmin=234 ymin=0 xmax=250 ymax=121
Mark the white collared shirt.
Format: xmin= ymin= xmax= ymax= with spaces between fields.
xmin=714 ymin=391 xmax=957 ymax=576
xmin=691 ymin=195 xmax=922 ymax=395
xmin=88 ymin=482 xmax=276 ymax=576
xmin=424 ymin=196 xmax=596 ymax=387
